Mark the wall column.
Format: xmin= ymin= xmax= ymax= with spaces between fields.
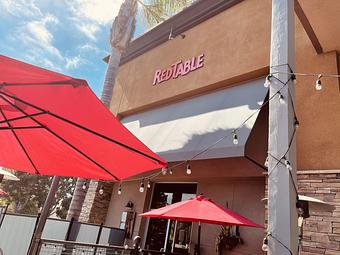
xmin=268 ymin=0 xmax=298 ymax=254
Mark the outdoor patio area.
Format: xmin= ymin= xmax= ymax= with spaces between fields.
xmin=1 ymin=0 xmax=340 ymax=255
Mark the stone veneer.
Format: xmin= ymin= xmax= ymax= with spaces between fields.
xmin=298 ymin=170 xmax=340 ymax=255
xmin=79 ymin=180 xmax=114 ymax=224
xmin=265 ymin=170 xmax=340 ymax=255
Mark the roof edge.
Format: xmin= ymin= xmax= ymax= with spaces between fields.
xmin=119 ymin=0 xmax=244 ymax=65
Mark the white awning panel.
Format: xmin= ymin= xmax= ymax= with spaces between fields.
xmin=121 ymin=79 xmax=267 ymax=162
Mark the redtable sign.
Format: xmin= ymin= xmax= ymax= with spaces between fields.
xmin=153 ymin=54 xmax=204 ymax=85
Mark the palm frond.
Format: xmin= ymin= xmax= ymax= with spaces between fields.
xmin=138 ymin=0 xmax=196 ymax=28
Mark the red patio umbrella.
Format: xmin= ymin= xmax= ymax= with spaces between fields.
xmin=0 ymin=55 xmax=166 ymax=179
xmin=0 ymin=55 xmax=167 ymax=254
xmin=140 ymin=195 xmax=262 ymax=254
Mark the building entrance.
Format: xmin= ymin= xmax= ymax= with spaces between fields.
xmin=145 ymin=183 xmax=197 ymax=254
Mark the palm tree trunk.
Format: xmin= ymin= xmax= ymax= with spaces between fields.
xmin=67 ymin=0 xmax=137 ymax=222
xmin=66 ymin=178 xmax=87 ymax=220
xmin=101 ymin=47 xmax=122 ymax=107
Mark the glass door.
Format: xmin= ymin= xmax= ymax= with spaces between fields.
xmin=145 ymin=183 xmax=197 ymax=254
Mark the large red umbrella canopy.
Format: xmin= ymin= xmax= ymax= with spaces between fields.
xmin=140 ymin=195 xmax=262 ymax=228
xmin=0 ymin=55 xmax=167 ymax=180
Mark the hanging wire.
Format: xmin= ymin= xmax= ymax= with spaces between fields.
xmin=268 ymin=233 xmax=293 ymax=255
xmin=102 ymin=67 xmax=340 ymax=254
xmin=103 ymin=68 xmax=340 ymax=198
xmin=103 ymin=72 xmax=298 ymax=187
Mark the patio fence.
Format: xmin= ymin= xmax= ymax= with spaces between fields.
xmin=0 ymin=207 xmax=125 ymax=255
xmin=38 ymin=239 xmax=185 ymax=255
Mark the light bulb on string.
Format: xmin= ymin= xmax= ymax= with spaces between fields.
xmin=278 ymin=92 xmax=285 ymax=104
xmin=284 ymin=158 xmax=293 ymax=171
xmin=118 ymin=183 xmax=122 ymax=195
xmin=232 ymin=130 xmax=238 ymax=145
xmin=294 ymin=117 xmax=300 ymax=128
xmin=82 ymin=182 xmax=87 ymax=190
xmin=161 ymin=167 xmax=167 ymax=175
xmin=264 ymin=156 xmax=269 ymax=168
xmin=139 ymin=179 xmax=145 ymax=193
xmin=99 ymin=186 xmax=104 ymax=195
xmin=291 ymin=74 xmax=297 ymax=84
xmin=186 ymin=161 xmax=192 ymax=175
xmin=147 ymin=180 xmax=151 ymax=189
xmin=264 ymin=75 xmax=272 ymax=88
xmin=315 ymin=74 xmax=322 ymax=91
xmin=169 ymin=169 xmax=173 ymax=175
xmin=262 ymin=236 xmax=269 ymax=252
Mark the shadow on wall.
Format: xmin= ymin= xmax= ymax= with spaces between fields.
xmin=157 ymin=126 xmax=251 ymax=162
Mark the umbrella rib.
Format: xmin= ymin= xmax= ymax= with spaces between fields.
xmin=0 ymin=95 xmax=120 ymax=181
xmin=0 ymin=111 xmax=48 ymax=125
xmin=0 ymin=81 xmax=83 ymax=87
xmin=0 ymin=106 xmax=40 ymax=175
xmin=0 ymin=91 xmax=165 ymax=165
xmin=0 ymin=126 xmax=44 ymax=130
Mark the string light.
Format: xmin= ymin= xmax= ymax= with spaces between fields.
xmin=186 ymin=161 xmax=192 ymax=175
xmin=161 ymin=167 xmax=167 ymax=175
xmin=99 ymin=186 xmax=104 ymax=195
xmin=284 ymin=158 xmax=293 ymax=171
xmin=264 ymin=75 xmax=272 ymax=87
xmin=139 ymin=179 xmax=145 ymax=193
xmin=291 ymin=74 xmax=296 ymax=84
xmin=315 ymin=74 xmax=322 ymax=91
xmin=115 ymin=68 xmax=340 ymax=199
xmin=118 ymin=183 xmax=122 ymax=195
xmin=232 ymin=130 xmax=238 ymax=145
xmin=278 ymin=92 xmax=285 ymax=104
xmin=82 ymin=182 xmax=87 ymax=190
xmin=109 ymin=73 xmax=293 ymax=188
xmin=294 ymin=117 xmax=300 ymax=128
xmin=147 ymin=180 xmax=151 ymax=189
xmin=264 ymin=156 xmax=269 ymax=168
xmin=262 ymin=236 xmax=269 ymax=252
xmin=169 ymin=168 xmax=173 ymax=175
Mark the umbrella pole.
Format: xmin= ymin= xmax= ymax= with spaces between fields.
xmin=171 ymin=220 xmax=178 ymax=253
xmin=28 ymin=176 xmax=61 ymax=255
xmin=197 ymin=221 xmax=201 ymax=255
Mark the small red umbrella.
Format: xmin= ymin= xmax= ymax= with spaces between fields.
xmin=140 ymin=195 xmax=262 ymax=254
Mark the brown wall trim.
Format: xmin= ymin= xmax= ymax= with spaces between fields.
xmin=337 ymin=51 xmax=340 ymax=92
xmin=298 ymin=169 xmax=340 ymax=175
xmin=294 ymin=0 xmax=323 ymax=54
xmin=120 ymin=0 xmax=244 ymax=65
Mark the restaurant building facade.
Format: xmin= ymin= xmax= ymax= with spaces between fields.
xmin=80 ymin=0 xmax=340 ymax=254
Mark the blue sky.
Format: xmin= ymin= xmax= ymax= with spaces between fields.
xmin=0 ymin=0 xmax=146 ymax=96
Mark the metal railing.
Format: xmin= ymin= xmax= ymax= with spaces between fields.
xmin=0 ymin=211 xmax=125 ymax=255
xmin=0 ymin=209 xmax=185 ymax=255
xmin=38 ymin=239 xmax=134 ymax=255
xmin=38 ymin=239 xmax=186 ymax=255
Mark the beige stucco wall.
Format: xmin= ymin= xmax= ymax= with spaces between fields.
xmin=295 ymin=20 xmax=340 ymax=171
xmin=110 ymin=0 xmax=340 ymax=170
xmin=105 ymin=180 xmax=149 ymax=244
xmin=111 ymin=0 xmax=271 ymax=116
